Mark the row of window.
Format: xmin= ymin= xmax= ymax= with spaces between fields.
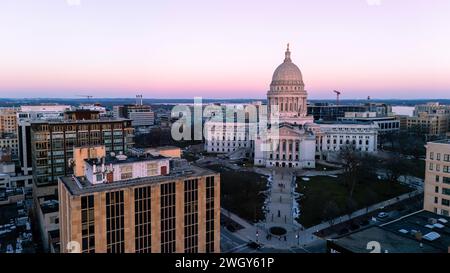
xmin=429 ymin=152 xmax=450 ymax=162
xmin=429 ymin=163 xmax=450 ymax=173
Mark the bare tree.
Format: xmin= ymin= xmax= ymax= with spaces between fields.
xmin=322 ymin=200 xmax=341 ymax=226
xmin=339 ymin=145 xmax=360 ymax=199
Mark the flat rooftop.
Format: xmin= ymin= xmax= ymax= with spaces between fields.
xmin=330 ymin=210 xmax=450 ymax=253
xmin=85 ymin=154 xmax=166 ymax=166
xmin=428 ymin=139 xmax=450 ymax=145
xmin=315 ymin=120 xmax=375 ymax=125
xmin=30 ymin=117 xmax=131 ymax=124
xmin=60 ymin=164 xmax=217 ymax=196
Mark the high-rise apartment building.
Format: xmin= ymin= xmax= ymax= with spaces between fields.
xmin=424 ymin=139 xmax=450 ymax=216
xmin=58 ymin=154 xmax=220 ymax=253
xmin=30 ymin=110 xmax=134 ymax=197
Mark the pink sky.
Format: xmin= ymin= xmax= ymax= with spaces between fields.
xmin=0 ymin=0 xmax=449 ymax=99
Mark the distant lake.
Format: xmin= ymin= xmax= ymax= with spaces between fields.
xmin=392 ymin=106 xmax=414 ymax=116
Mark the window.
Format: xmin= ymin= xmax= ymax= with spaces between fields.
xmin=160 ymin=182 xmax=176 ymax=253
xmin=444 ymin=166 xmax=450 ymax=173
xmin=436 ymin=175 xmax=440 ymax=182
xmin=444 ymin=154 xmax=450 ymax=162
xmin=81 ymin=195 xmax=95 ymax=253
xmin=444 ymin=177 xmax=450 ymax=185
xmin=106 ymin=191 xmax=125 ymax=253
xmin=184 ymin=179 xmax=199 ymax=253
xmin=135 ymin=186 xmax=152 ymax=253
xmin=96 ymin=174 xmax=103 ymax=181
xmin=120 ymin=165 xmax=133 ymax=180
xmin=205 ymin=176 xmax=215 ymax=253
xmin=429 ymin=163 xmax=434 ymax=171
xmin=146 ymin=162 xmax=158 ymax=176
xmin=442 ymin=188 xmax=450 ymax=196
xmin=442 ymin=199 xmax=450 ymax=207
xmin=437 ymin=153 xmax=441 ymax=161
xmin=430 ymin=152 xmax=434 ymax=160
xmin=435 ymin=186 xmax=439 ymax=193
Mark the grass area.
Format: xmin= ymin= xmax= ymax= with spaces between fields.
xmin=296 ymin=175 xmax=413 ymax=228
xmin=315 ymin=163 xmax=340 ymax=171
xmin=405 ymin=158 xmax=425 ymax=178
xmin=207 ymin=164 xmax=268 ymax=223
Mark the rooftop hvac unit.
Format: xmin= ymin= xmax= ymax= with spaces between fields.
xmin=423 ymin=232 xmax=441 ymax=241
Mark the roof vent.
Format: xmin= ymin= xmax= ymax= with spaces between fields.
xmin=428 ymin=218 xmax=438 ymax=224
xmin=423 ymin=232 xmax=440 ymax=241
xmin=116 ymin=154 xmax=127 ymax=161
xmin=438 ymin=218 xmax=448 ymax=224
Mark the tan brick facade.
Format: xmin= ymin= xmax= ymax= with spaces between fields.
xmin=59 ymin=173 xmax=220 ymax=253
xmin=424 ymin=140 xmax=450 ymax=216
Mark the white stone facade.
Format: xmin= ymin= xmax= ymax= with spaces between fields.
xmin=204 ymin=45 xmax=378 ymax=168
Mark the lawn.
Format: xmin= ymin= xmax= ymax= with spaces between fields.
xmin=207 ymin=164 xmax=268 ymax=223
xmin=296 ymin=175 xmax=413 ymax=228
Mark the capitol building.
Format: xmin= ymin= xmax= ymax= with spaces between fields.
xmin=204 ymin=45 xmax=378 ymax=168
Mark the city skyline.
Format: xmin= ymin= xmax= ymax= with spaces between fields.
xmin=1 ymin=0 xmax=450 ymax=99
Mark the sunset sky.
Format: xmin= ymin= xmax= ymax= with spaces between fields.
xmin=1 ymin=0 xmax=449 ymax=99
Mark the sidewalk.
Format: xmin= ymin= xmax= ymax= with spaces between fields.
xmin=303 ymin=189 xmax=423 ymax=234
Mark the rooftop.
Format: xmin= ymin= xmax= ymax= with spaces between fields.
xmin=428 ymin=139 xmax=450 ymax=145
xmin=85 ymin=154 xmax=166 ymax=166
xmin=315 ymin=120 xmax=376 ymax=126
xmin=330 ymin=210 xmax=450 ymax=253
xmin=60 ymin=164 xmax=217 ymax=196
xmin=30 ymin=117 xmax=131 ymax=125
xmin=40 ymin=199 xmax=59 ymax=215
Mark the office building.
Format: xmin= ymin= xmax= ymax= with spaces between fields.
xmin=407 ymin=112 xmax=449 ymax=137
xmin=413 ymin=102 xmax=450 ymax=116
xmin=340 ymin=112 xmax=400 ymax=135
xmin=113 ymin=101 xmax=155 ymax=132
xmin=58 ymin=154 xmax=220 ymax=253
xmin=30 ymin=110 xmax=134 ymax=198
xmin=0 ymin=108 xmax=18 ymax=135
xmin=424 ymin=139 xmax=450 ymax=216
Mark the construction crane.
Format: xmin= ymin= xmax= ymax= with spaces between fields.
xmin=333 ymin=90 xmax=341 ymax=105
xmin=76 ymin=95 xmax=93 ymax=100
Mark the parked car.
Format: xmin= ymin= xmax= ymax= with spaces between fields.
xmin=377 ymin=212 xmax=389 ymax=219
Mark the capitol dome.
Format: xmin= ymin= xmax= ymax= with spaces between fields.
xmin=271 ymin=44 xmax=304 ymax=87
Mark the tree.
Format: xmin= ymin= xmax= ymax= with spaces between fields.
xmin=322 ymin=200 xmax=341 ymax=226
xmin=384 ymin=155 xmax=409 ymax=184
xmin=339 ymin=145 xmax=360 ymax=199
xmin=345 ymin=198 xmax=358 ymax=220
